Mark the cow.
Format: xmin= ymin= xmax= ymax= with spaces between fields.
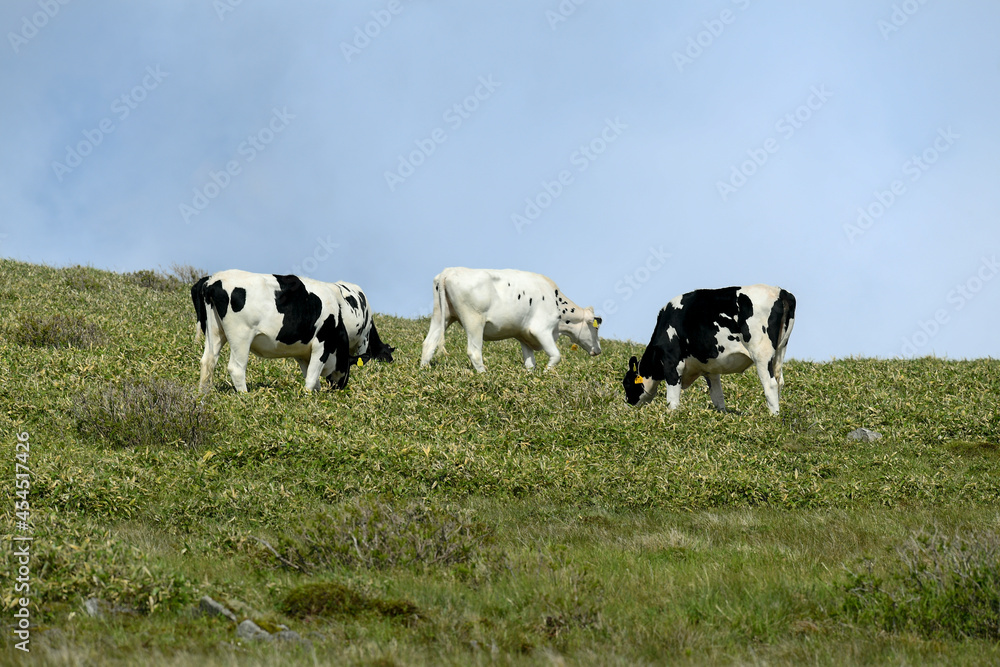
xmin=622 ymin=284 xmax=795 ymax=415
xmin=191 ymin=270 xmax=394 ymax=393
xmin=419 ymin=267 xmax=602 ymax=372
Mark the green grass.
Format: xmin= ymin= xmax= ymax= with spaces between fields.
xmin=1 ymin=258 xmax=999 ymax=665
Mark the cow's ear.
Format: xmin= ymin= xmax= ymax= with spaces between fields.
xmin=628 ymin=356 xmax=638 ymax=372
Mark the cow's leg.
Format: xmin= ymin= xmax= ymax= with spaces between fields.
xmin=464 ymin=321 xmax=487 ymax=373
xmin=198 ymin=316 xmax=227 ymax=392
xmin=664 ymin=382 xmax=683 ymax=410
xmin=520 ymin=342 xmax=537 ymax=370
xmin=302 ymin=350 xmax=330 ymax=392
xmin=420 ymin=316 xmax=448 ymax=366
xmin=772 ymin=346 xmax=788 ymax=392
xmin=420 ymin=280 xmax=453 ymax=366
xmin=537 ymin=333 xmax=562 ymax=370
xmin=754 ymin=359 xmax=781 ymax=415
xmin=705 ymin=373 xmax=726 ymax=411
xmin=225 ymin=331 xmax=254 ymax=393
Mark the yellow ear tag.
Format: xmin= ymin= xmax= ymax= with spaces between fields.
xmin=357 ymin=358 xmax=364 ymax=367
xmin=634 ymin=375 xmax=645 ymax=384
xmin=571 ymin=344 xmax=578 ymax=351
xmin=592 ymin=320 xmax=599 ymax=329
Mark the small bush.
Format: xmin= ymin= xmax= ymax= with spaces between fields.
xmin=843 ymin=528 xmax=1000 ymax=639
xmin=167 ymin=263 xmax=208 ymax=284
xmin=124 ymin=269 xmax=180 ymax=292
xmin=279 ymin=581 xmax=421 ymax=621
xmin=63 ymin=265 xmax=110 ymax=291
xmin=12 ymin=313 xmax=105 ymax=349
xmin=0 ymin=513 xmax=198 ymax=619
xmin=73 ymin=378 xmax=217 ymax=449
xmin=271 ymin=498 xmax=495 ymax=573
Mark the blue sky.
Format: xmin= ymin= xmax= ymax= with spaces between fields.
xmin=2 ymin=0 xmax=998 ymax=360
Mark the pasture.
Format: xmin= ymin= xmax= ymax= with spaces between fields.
xmin=1 ymin=258 xmax=998 ymax=665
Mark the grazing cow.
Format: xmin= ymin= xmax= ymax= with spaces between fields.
xmin=191 ymin=270 xmax=394 ymax=392
xmin=419 ymin=267 xmax=602 ymax=372
xmin=622 ymin=285 xmax=795 ymax=415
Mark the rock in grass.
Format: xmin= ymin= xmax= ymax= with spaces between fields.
xmin=847 ymin=428 xmax=882 ymax=442
xmin=84 ymin=598 xmax=107 ymax=618
xmin=199 ymin=596 xmax=238 ymax=623
xmin=237 ymin=619 xmax=272 ymax=641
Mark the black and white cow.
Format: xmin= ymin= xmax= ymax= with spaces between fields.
xmin=622 ymin=285 xmax=795 ymax=415
xmin=419 ymin=267 xmax=602 ymax=372
xmin=191 ymin=270 xmax=394 ymax=392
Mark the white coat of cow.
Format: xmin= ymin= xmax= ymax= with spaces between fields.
xmin=419 ymin=267 xmax=602 ymax=372
xmin=192 ymin=270 xmax=393 ymax=392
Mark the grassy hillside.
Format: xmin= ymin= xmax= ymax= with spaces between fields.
xmin=1 ymin=258 xmax=998 ymax=665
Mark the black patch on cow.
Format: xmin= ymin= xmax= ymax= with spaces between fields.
xmin=529 ymin=298 xmax=533 ymax=306
xmin=623 ymin=356 xmax=644 ymax=405
xmin=517 ymin=294 xmax=521 ymax=300
xmin=315 ymin=312 xmax=351 ymax=390
xmin=636 ymin=287 xmax=744 ymax=387
xmin=766 ymin=289 xmax=796 ymax=353
xmin=737 ymin=292 xmax=754 ymax=342
xmin=344 ymin=294 xmax=359 ymax=309
xmin=205 ymin=280 xmax=230 ymax=319
xmin=273 ymin=274 xmax=322 ymax=345
xmin=359 ymin=291 xmax=367 ymax=310
xmin=230 ymin=287 xmax=247 ymax=313
xmin=190 ymin=277 xmax=210 ymax=334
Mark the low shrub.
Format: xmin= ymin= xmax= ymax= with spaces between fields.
xmin=271 ymin=498 xmax=495 ymax=573
xmin=11 ymin=313 xmax=105 ymax=349
xmin=73 ymin=378 xmax=217 ymax=449
xmin=279 ymin=581 xmax=421 ymax=621
xmin=0 ymin=514 xmax=198 ymax=619
xmin=124 ymin=269 xmax=180 ymax=292
xmin=167 ymin=263 xmax=207 ymax=285
xmin=842 ymin=528 xmax=1000 ymax=639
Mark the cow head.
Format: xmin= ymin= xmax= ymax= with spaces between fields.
xmin=562 ymin=307 xmax=602 ymax=356
xmin=622 ymin=356 xmax=645 ymax=405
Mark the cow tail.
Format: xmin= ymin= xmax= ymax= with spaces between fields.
xmin=777 ymin=289 xmax=796 ymax=350
xmin=191 ymin=277 xmax=210 ymax=337
xmin=431 ymin=273 xmax=450 ymax=354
